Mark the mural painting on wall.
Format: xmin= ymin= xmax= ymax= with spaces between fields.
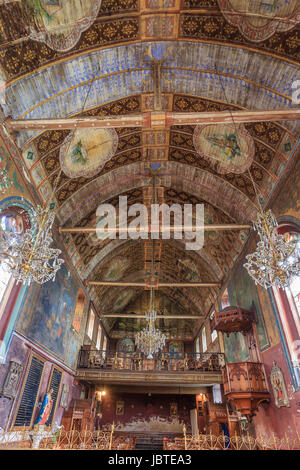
xmin=0 ymin=139 xmax=25 ymax=197
xmin=110 ymin=416 xmax=187 ymax=433
xmin=193 ymin=124 xmax=254 ymax=175
xmin=116 ymin=401 xmax=125 ymax=416
xmin=27 ymin=0 xmax=103 ymax=51
xmin=223 ymin=332 xmax=249 ymax=363
xmin=229 ymin=260 xmax=270 ymax=351
xmin=218 ymin=0 xmax=300 ymax=42
xmin=270 ymin=361 xmax=290 ymax=408
xmin=117 ymin=339 xmax=135 ymax=354
xmin=169 ymin=341 xmax=184 ymax=359
xmin=16 ymin=264 xmax=83 ymax=369
xmin=60 ymin=129 xmax=118 ymax=179
xmin=0 ymin=361 xmax=23 ymax=399
xmin=72 ymin=289 xmax=85 ymax=334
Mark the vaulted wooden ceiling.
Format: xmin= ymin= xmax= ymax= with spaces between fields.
xmin=1 ymin=0 xmax=299 ymax=338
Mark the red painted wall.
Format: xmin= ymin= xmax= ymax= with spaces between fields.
xmin=98 ymin=392 xmax=195 ymax=432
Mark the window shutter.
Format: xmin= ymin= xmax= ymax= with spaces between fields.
xmin=46 ymin=368 xmax=62 ymax=426
xmin=14 ymin=356 xmax=44 ymax=427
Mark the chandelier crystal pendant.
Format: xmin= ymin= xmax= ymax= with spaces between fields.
xmin=244 ymin=209 xmax=300 ymax=289
xmin=0 ymin=206 xmax=64 ymax=286
xmin=135 ymin=290 xmax=166 ymax=359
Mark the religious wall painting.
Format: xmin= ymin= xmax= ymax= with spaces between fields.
xmin=104 ymin=257 xmax=130 ymax=282
xmin=193 ymin=124 xmax=255 ymax=175
xmin=168 ymin=341 xmax=184 ymax=359
xmin=0 ymin=139 xmax=25 ymax=196
xmin=218 ymin=0 xmax=300 ymax=42
xmin=117 ymin=338 xmax=135 ymax=354
xmin=111 ymin=317 xmax=143 ymax=338
xmin=0 ymin=197 xmax=36 ymax=236
xmin=0 ymin=361 xmax=23 ymax=399
xmin=270 ymin=361 xmax=290 ymax=408
xmin=27 ymin=0 xmax=102 ymax=51
xmin=116 ymin=401 xmax=124 ymax=416
xmin=170 ymin=402 xmax=178 ymax=416
xmin=72 ymin=289 xmax=85 ymax=334
xmin=60 ymin=128 xmax=118 ymax=179
xmin=256 ymin=286 xmax=280 ymax=348
xmin=16 ymin=264 xmax=83 ymax=369
xmin=223 ymin=332 xmax=250 ymax=363
xmin=228 ymin=260 xmax=270 ymax=351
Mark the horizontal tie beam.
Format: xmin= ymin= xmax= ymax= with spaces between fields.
xmin=102 ymin=314 xmax=204 ymax=319
xmin=86 ymin=281 xmax=221 ymax=288
xmin=59 ymin=224 xmax=252 ymax=234
xmin=7 ymin=109 xmax=300 ymax=131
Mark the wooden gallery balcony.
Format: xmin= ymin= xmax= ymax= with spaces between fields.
xmin=222 ymin=362 xmax=270 ymax=421
xmin=76 ymin=350 xmax=225 ymax=387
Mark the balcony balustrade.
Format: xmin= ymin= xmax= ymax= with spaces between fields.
xmin=77 ymin=349 xmax=225 ymax=374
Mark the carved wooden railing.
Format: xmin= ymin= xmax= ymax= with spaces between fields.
xmin=77 ymin=349 xmax=225 ymax=373
xmin=222 ymin=362 xmax=269 ymax=394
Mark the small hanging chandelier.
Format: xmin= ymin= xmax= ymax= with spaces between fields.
xmin=135 ymin=289 xmax=166 ymax=358
xmin=244 ymin=208 xmax=300 ymax=290
xmin=0 ymin=205 xmax=64 ymax=285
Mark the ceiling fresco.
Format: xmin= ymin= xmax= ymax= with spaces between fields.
xmin=0 ymin=1 xmax=299 ymax=338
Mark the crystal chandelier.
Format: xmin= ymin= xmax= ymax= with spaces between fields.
xmin=244 ymin=209 xmax=300 ymax=290
xmin=0 ymin=167 xmax=12 ymax=195
xmin=0 ymin=205 xmax=64 ymax=285
xmin=135 ymin=290 xmax=166 ymax=358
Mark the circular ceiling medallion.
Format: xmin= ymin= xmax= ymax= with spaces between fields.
xmin=60 ymin=128 xmax=118 ymax=179
xmin=28 ymin=1 xmax=102 ymax=52
xmin=193 ymin=123 xmax=255 ymax=175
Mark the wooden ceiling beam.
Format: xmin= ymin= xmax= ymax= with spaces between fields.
xmin=102 ymin=314 xmax=204 ymax=319
xmin=59 ymin=224 xmax=252 ymax=234
xmin=7 ymin=108 xmax=300 ymax=131
xmin=86 ymin=281 xmax=221 ymax=287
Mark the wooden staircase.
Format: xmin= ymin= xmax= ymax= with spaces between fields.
xmin=135 ymin=434 xmax=164 ymax=450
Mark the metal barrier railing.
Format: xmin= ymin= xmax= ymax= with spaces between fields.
xmin=0 ymin=424 xmax=116 ymax=450
xmin=166 ymin=425 xmax=300 ymax=451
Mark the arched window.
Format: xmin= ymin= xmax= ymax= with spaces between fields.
xmin=195 ymin=337 xmax=200 ymax=356
xmin=202 ymin=326 xmax=207 ymax=353
xmin=96 ymin=324 xmax=102 ymax=350
xmin=86 ymin=308 xmax=95 ymax=341
xmin=272 ymin=221 xmax=300 ymax=388
xmin=210 ymin=310 xmax=218 ymax=342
